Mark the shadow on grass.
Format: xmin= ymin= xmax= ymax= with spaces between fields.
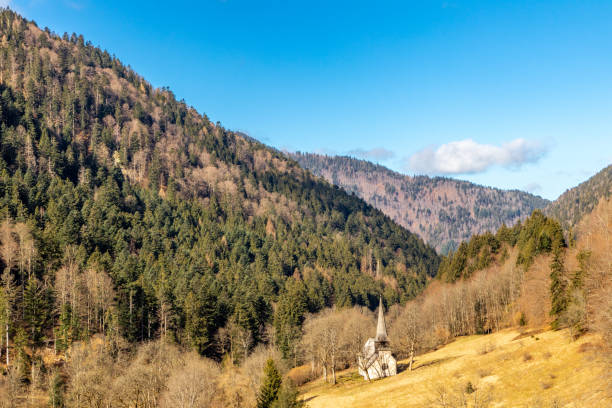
xmin=512 ymin=328 xmax=546 ymax=341
xmin=406 ymin=355 xmax=461 ymax=372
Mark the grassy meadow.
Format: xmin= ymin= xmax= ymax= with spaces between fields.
xmin=300 ymin=328 xmax=610 ymax=407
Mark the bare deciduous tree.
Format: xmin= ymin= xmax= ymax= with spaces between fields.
xmin=302 ymin=308 xmax=375 ymax=384
xmin=161 ymin=354 xmax=220 ymax=408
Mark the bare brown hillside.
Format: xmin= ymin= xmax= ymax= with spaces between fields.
xmin=545 ymin=164 xmax=612 ymax=231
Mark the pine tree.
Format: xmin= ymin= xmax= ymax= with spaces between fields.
xmin=274 ymin=281 xmax=307 ymax=361
xmin=549 ymin=246 xmax=567 ymax=329
xmin=271 ymin=380 xmax=304 ymax=408
xmin=257 ymin=358 xmax=282 ymax=408
xmin=48 ymin=370 xmax=65 ymax=408
xmin=23 ymin=277 xmax=51 ymax=347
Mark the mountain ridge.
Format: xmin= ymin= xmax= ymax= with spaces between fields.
xmin=545 ymin=164 xmax=612 ymax=232
xmin=289 ymin=152 xmax=549 ymax=253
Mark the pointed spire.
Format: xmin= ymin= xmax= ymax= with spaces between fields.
xmin=376 ymin=296 xmax=388 ymax=342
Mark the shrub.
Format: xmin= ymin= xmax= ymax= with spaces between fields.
xmin=287 ymin=365 xmax=313 ymax=386
xmin=465 ymin=381 xmax=476 ymax=394
xmin=477 ymin=368 xmax=492 ymax=378
xmin=479 ymin=342 xmax=496 ymax=355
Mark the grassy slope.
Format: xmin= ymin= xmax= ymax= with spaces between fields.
xmin=300 ymin=329 xmax=609 ymax=407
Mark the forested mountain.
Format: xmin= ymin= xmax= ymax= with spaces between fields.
xmin=289 ymin=152 xmax=549 ymax=253
xmin=0 ymin=7 xmax=440 ymax=371
xmin=545 ymin=164 xmax=612 ymax=232
xmin=436 ymin=210 xmax=564 ymax=283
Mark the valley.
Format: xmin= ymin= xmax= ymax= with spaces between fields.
xmin=0 ymin=6 xmax=609 ymax=408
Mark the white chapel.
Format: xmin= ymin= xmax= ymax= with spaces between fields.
xmin=358 ymin=297 xmax=397 ymax=380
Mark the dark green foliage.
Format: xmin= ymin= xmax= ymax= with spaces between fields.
xmin=438 ymin=220 xmax=524 ymax=282
xmin=271 ymin=380 xmax=304 ymax=408
xmin=48 ymin=370 xmax=65 ymax=408
xmin=549 ymin=246 xmax=567 ymax=329
xmin=22 ymin=277 xmax=52 ymax=347
xmin=562 ymin=250 xmax=591 ymax=336
xmin=438 ymin=210 xmax=573 ymax=330
xmin=572 ymin=250 xmax=591 ymax=290
xmin=441 ymin=210 xmax=565 ymax=283
xmin=257 ymin=358 xmax=282 ymax=408
xmin=183 ymin=284 xmax=219 ymax=355
xmin=0 ymin=9 xmax=440 ymax=361
xmin=274 ymin=280 xmax=308 ymax=360
xmin=516 ymin=210 xmax=565 ymax=269
xmin=465 ymin=381 xmax=476 ymax=394
xmin=438 ymin=231 xmax=502 ymax=282
xmin=55 ymin=304 xmax=80 ymax=352
xmin=14 ymin=327 xmax=32 ymax=384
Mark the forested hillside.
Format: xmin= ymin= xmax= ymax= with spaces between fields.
xmin=545 ymin=164 xmax=612 ymax=232
xmin=436 ymin=203 xmax=610 ymax=336
xmin=0 ymin=6 xmax=440 ymax=378
xmin=290 ymin=152 xmax=549 ymax=253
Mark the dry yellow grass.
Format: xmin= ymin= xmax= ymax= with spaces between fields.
xmin=300 ymin=329 xmax=610 ymax=407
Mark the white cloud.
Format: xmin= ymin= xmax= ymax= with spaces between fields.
xmin=347 ymin=147 xmax=395 ymax=161
xmin=408 ymin=138 xmax=547 ymax=175
xmin=0 ymin=1 xmax=11 ymax=8
xmin=524 ymin=182 xmax=542 ymax=194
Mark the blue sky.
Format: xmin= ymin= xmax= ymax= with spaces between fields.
xmin=7 ymin=0 xmax=612 ymax=200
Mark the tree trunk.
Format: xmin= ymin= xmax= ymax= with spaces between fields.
xmin=5 ymin=321 xmax=8 ymax=365
xmin=409 ymin=343 xmax=415 ymax=371
xmin=331 ymin=357 xmax=337 ymax=385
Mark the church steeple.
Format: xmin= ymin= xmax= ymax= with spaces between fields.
xmin=375 ymin=296 xmax=388 ymax=342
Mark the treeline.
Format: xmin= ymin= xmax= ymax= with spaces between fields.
xmin=437 ymin=210 xmax=565 ymax=283
xmin=437 ymin=210 xmax=570 ymax=328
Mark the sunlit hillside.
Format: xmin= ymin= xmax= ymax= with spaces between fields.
xmin=301 ymin=328 xmax=609 ymax=407
xmin=300 ymin=198 xmax=612 ymax=408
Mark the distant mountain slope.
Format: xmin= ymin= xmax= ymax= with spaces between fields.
xmin=289 ymin=153 xmax=549 ymax=253
xmin=545 ymin=164 xmax=612 ymax=231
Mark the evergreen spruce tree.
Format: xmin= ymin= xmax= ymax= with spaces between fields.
xmin=274 ymin=281 xmax=307 ymax=361
xmin=23 ymin=277 xmax=51 ymax=347
xmin=549 ymin=245 xmax=567 ymax=329
xmin=257 ymin=358 xmax=282 ymax=408
xmin=271 ymin=380 xmax=304 ymax=408
xmin=48 ymin=370 xmax=65 ymax=408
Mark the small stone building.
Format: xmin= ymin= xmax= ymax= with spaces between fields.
xmin=358 ymin=297 xmax=397 ymax=380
